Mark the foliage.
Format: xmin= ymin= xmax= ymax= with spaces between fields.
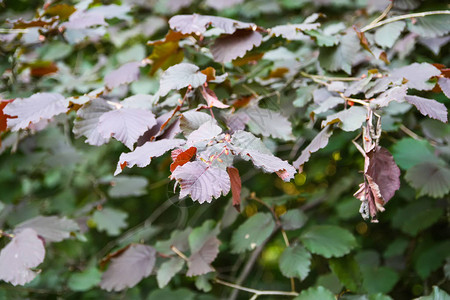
xmin=0 ymin=0 xmax=449 ymax=299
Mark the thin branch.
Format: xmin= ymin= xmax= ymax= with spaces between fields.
xmin=361 ymin=10 xmax=450 ymax=32
xmin=171 ymin=245 xmax=189 ymax=261
xmin=216 ymin=278 xmax=299 ymax=297
xmin=399 ymin=124 xmax=422 ymax=140
xmin=300 ymin=71 xmax=361 ymax=82
xmin=0 ymin=28 xmax=29 ymax=33
xmin=368 ymin=2 xmax=393 ymax=26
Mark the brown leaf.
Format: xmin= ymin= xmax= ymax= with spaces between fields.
xmin=227 ymin=167 xmax=242 ymax=211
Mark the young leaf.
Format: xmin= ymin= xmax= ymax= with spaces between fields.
xmin=293 ymin=126 xmax=333 ymax=170
xmin=170 ymin=147 xmax=197 ymax=172
xmin=199 ymin=86 xmax=229 ymax=108
xmin=158 ymin=63 xmax=207 ymax=96
xmin=105 ymin=61 xmax=141 ymax=89
xmin=211 ymin=30 xmax=262 ymax=63
xmin=0 ymin=228 xmax=45 ymax=286
xmin=15 ymin=216 xmax=79 ymax=243
xmin=294 ymin=286 xmax=335 ymax=300
xmin=171 ymin=161 xmax=230 ymax=203
xmin=227 ymin=167 xmax=242 ymax=209
xmin=115 ymin=139 xmax=185 ymax=175
xmin=73 ymin=98 xmax=113 ymax=146
xmin=405 ymin=162 xmax=450 ymax=198
xmin=404 ymin=95 xmax=448 ymax=123
xmin=93 ymin=207 xmax=127 ymax=236
xmin=279 ymin=245 xmax=312 ymax=281
xmin=231 ymin=212 xmax=275 ymax=253
xmin=97 ymin=107 xmax=157 ymax=150
xmin=157 ymin=257 xmax=185 ymax=288
xmin=322 ymin=106 xmax=367 ymax=132
xmin=300 ymin=225 xmax=357 ymax=258
xmin=4 ymin=93 xmax=69 ymax=131
xmin=99 ymin=244 xmax=156 ymax=291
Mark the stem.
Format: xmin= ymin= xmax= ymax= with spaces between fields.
xmin=216 ymin=278 xmax=299 ymax=297
xmin=0 ymin=29 xmax=29 ymax=33
xmin=171 ymin=245 xmax=189 ymax=261
xmin=361 ymin=10 xmax=450 ymax=32
xmin=368 ymin=2 xmax=393 ymax=26
xmin=300 ymin=71 xmax=361 ymax=82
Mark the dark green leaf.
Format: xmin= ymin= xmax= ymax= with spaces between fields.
xmin=301 ymin=225 xmax=357 ymax=258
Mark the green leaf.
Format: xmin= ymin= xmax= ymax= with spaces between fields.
xmin=280 ymin=209 xmax=308 ymax=230
xmin=384 ymin=238 xmax=409 ymax=258
xmin=195 ymin=274 xmax=213 ymax=292
xmin=305 ymin=30 xmax=339 ymax=47
xmin=392 ymin=200 xmax=443 ymax=236
xmin=294 ymin=286 xmax=335 ymax=300
xmin=147 ymin=288 xmax=196 ymax=300
xmin=329 ymin=255 xmax=363 ymax=292
xmin=154 ymin=227 xmax=192 ymax=255
xmin=301 ymin=225 xmax=357 ymax=258
xmin=231 ymin=212 xmax=275 ymax=253
xmin=279 ymin=245 xmax=312 ymax=281
xmin=67 ymin=267 xmax=102 ymax=292
xmin=392 ymin=138 xmax=440 ymax=170
xmin=408 ymin=15 xmax=450 ymax=38
xmin=405 ymin=162 xmax=450 ymax=198
xmin=322 ymin=106 xmax=367 ymax=132
xmin=108 ymin=175 xmax=148 ymax=198
xmin=361 ymin=266 xmax=399 ymax=294
xmin=374 ymin=21 xmax=405 ymax=48
xmin=319 ymin=30 xmax=360 ymax=74
xmin=417 ymin=286 xmax=450 ymax=300
xmin=415 ymin=241 xmax=450 ymax=279
xmin=316 ymin=273 xmax=343 ymax=294
xmin=92 ymin=207 xmax=128 ymax=236
xmin=189 ymin=220 xmax=218 ymax=254
xmin=156 ymin=257 xmax=185 ymax=288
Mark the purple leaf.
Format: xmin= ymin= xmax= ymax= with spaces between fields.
xmin=438 ymin=77 xmax=450 ymax=98
xmin=322 ymin=106 xmax=367 ymax=131
xmin=187 ymin=236 xmax=220 ymax=276
xmin=158 ymin=63 xmax=207 ymax=96
xmin=367 ymin=146 xmax=401 ymax=202
xmin=245 ymin=106 xmax=294 ymax=140
xmin=186 ymin=121 xmax=222 ymax=146
xmin=205 ymin=0 xmax=244 ymax=10
xmin=169 ymin=14 xmax=256 ymax=35
xmin=211 ymin=30 xmax=263 ymax=63
xmin=171 ymin=161 xmax=231 ymax=203
xmin=115 ymin=139 xmax=185 ymax=175
xmin=270 ymin=23 xmax=320 ymax=40
xmin=180 ymin=111 xmax=214 ymax=136
xmin=105 ymin=61 xmax=141 ymax=89
xmin=226 ymin=111 xmax=250 ymax=132
xmin=121 ymin=94 xmax=156 ymax=110
xmin=404 ymin=95 xmax=448 ymax=123
xmin=0 ymin=228 xmax=45 ymax=286
xmin=15 ymin=216 xmax=79 ymax=243
xmin=73 ymin=98 xmax=113 ymax=146
xmin=371 ymin=85 xmax=407 ymax=107
xmin=293 ymin=126 xmax=333 ymax=170
xmin=62 ymin=10 xmax=107 ymax=29
xmin=99 ymin=244 xmax=156 ymax=292
xmin=390 ymin=63 xmax=440 ymax=91
xmin=98 ymin=107 xmax=157 ymax=150
xmin=4 ymin=93 xmax=69 ymax=131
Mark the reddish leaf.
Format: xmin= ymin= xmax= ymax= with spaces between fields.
xmin=0 ymin=228 xmax=45 ymax=286
xmin=404 ymin=95 xmax=448 ymax=123
xmin=29 ymin=62 xmax=58 ymax=77
xmin=99 ymin=244 xmax=156 ymax=292
xmin=211 ymin=30 xmax=263 ymax=63
xmin=187 ymin=236 xmax=220 ymax=276
xmin=44 ymin=4 xmax=76 ymax=20
xmin=105 ymin=61 xmax=141 ymax=89
xmin=170 ymin=147 xmax=197 ymax=172
xmin=0 ymin=99 xmax=14 ymax=133
xmin=227 ymin=167 xmax=242 ymax=211
xmin=200 ymin=86 xmax=229 ymax=108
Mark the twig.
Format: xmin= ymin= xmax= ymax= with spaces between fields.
xmin=171 ymin=245 xmax=189 ymax=261
xmin=368 ymin=2 xmax=393 ymax=26
xmin=0 ymin=28 xmax=29 ymax=33
xmin=399 ymin=124 xmax=422 ymax=140
xmin=300 ymin=71 xmax=361 ymax=82
xmin=361 ymin=10 xmax=450 ymax=32
xmin=216 ymin=278 xmax=299 ymax=297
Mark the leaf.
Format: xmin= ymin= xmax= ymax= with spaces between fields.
xmin=199 ymin=86 xmax=229 ymax=108
xmin=148 ymin=287 xmax=196 ymax=300
xmin=392 ymin=138 xmax=440 ymax=170
xmin=121 ymin=94 xmax=156 ymax=110
xmin=180 ymin=111 xmax=214 ymax=136
xmin=415 ymin=241 xmax=450 ymax=280
xmin=105 ymin=61 xmax=141 ymax=89
xmin=115 ymin=139 xmax=185 ymax=175
xmin=404 ymin=95 xmax=448 ymax=123
xmin=108 ymin=176 xmax=148 ymax=198
xmin=294 ymin=286 xmax=335 ymax=300
xmin=417 ymin=286 xmax=450 ymax=300
xmin=171 ymin=147 xmax=197 ymax=172
xmin=392 ymin=201 xmax=443 ymax=236
xmin=97 ymin=107 xmax=157 ymax=150
xmin=0 ymin=99 xmax=13 ymax=134
xmin=408 ymin=15 xmax=450 ymax=38
xmin=68 ymin=267 xmax=102 ymax=292
xmin=154 ymin=227 xmax=192 ymax=255
xmin=186 ymin=121 xmax=222 ymax=146
xmin=61 ymin=9 xmax=106 ymax=29
xmin=227 ymin=167 xmax=242 ymax=209
xmin=172 ymin=161 xmax=230 ymax=203
xmin=244 ymin=106 xmax=294 ymax=140
xmin=4 ymin=93 xmax=69 ymax=131
xmin=148 ymin=41 xmax=184 ymax=75
xmin=211 ymin=30 xmax=263 ymax=63
xmin=195 ymin=274 xmax=212 ymax=292
xmin=438 ymin=77 xmax=450 ymax=98
xmin=187 ymin=236 xmax=220 ymax=276
xmin=205 ymin=0 xmax=244 ymax=10
xmin=231 ymin=131 xmax=296 ymax=181
xmin=301 ymin=225 xmax=357 ymax=258
xmin=366 ymin=146 xmax=401 ymax=202
xmin=99 ymin=244 xmax=156 ymax=291
xmin=322 ymin=106 xmax=367 ymax=132
xmin=271 ymin=23 xmax=320 ymax=40
xmin=371 ymin=85 xmax=407 ymax=108
xmin=405 ymin=162 xmax=450 ymax=198
xmin=329 ymin=255 xmax=363 ymax=292
xmin=169 ymin=14 xmax=255 ymax=35
xmin=280 ymin=209 xmax=308 ymax=230
xmin=0 ymin=228 xmax=45 ymax=286
xmin=390 ymin=63 xmax=440 ymax=91
xmin=361 ymin=266 xmax=399 ymax=294
xmin=15 ymin=216 xmax=79 ymax=243
xmin=319 ymin=29 xmax=360 ymax=74
xmin=93 ymin=207 xmax=127 ymax=236
xmin=231 ymin=212 xmax=275 ymax=253
xmin=279 ymin=245 xmax=312 ymax=281
xmin=157 ymin=257 xmax=185 ymax=288
xmin=158 ymin=63 xmax=207 ymax=96
xmin=293 ymin=126 xmax=333 ymax=170
xmin=73 ymin=98 xmax=113 ymax=146
xmin=374 ymin=21 xmax=405 ymax=48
